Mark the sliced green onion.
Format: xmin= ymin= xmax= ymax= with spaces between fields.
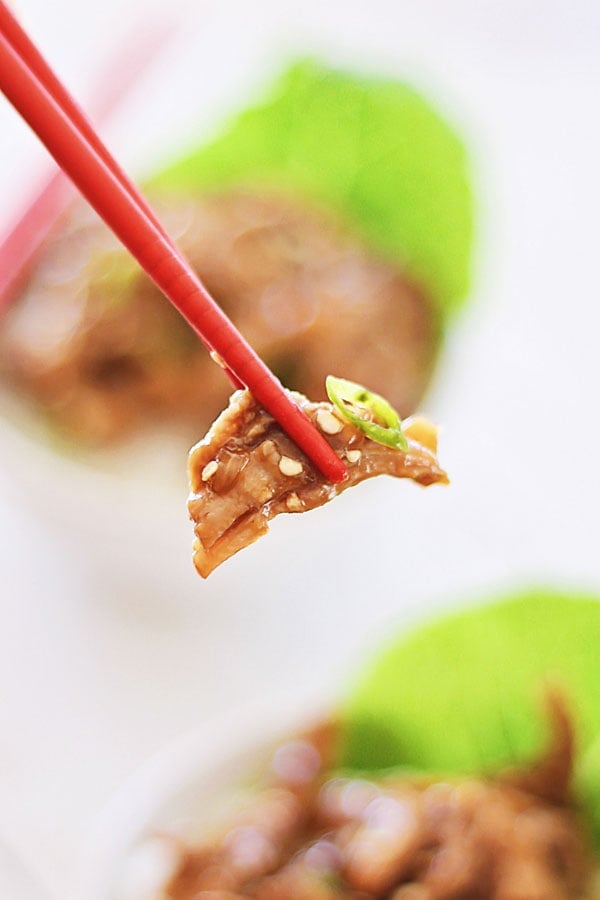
xmin=325 ymin=376 xmax=408 ymax=451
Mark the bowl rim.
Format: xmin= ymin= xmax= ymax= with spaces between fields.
xmin=77 ymin=688 xmax=327 ymax=900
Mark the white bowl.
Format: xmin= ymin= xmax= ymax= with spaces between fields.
xmin=79 ymin=692 xmax=326 ymax=900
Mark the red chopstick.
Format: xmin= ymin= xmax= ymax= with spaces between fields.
xmin=0 ymin=8 xmax=347 ymax=483
xmin=0 ymin=16 xmax=176 ymax=312
xmin=0 ymin=153 xmax=72 ymax=309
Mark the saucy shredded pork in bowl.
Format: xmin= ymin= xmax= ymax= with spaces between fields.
xmin=163 ymin=702 xmax=595 ymax=900
xmin=0 ymin=188 xmax=438 ymax=448
xmin=85 ymin=589 xmax=600 ymax=899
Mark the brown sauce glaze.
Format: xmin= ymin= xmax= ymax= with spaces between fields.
xmin=188 ymin=389 xmax=447 ymax=577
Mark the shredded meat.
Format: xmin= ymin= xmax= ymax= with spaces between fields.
xmin=187 ymin=390 xmax=447 ymax=577
xmin=0 ymin=189 xmax=436 ymax=445
xmin=165 ymin=698 xmax=597 ymax=899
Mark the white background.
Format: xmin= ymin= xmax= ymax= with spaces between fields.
xmin=1 ymin=0 xmax=600 ymax=896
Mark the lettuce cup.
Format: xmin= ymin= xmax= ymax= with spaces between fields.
xmin=0 ymin=59 xmax=473 ymax=451
xmin=83 ymin=588 xmax=600 ymax=898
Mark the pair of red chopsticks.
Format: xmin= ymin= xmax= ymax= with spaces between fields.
xmin=0 ymin=2 xmax=347 ymax=484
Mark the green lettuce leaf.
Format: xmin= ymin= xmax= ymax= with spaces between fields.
xmin=151 ymin=59 xmax=474 ymax=319
xmin=340 ymin=588 xmax=600 ymax=838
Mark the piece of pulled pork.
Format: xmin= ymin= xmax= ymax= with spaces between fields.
xmin=188 ymin=390 xmax=447 ymax=577
xmin=165 ymin=697 xmax=597 ymax=899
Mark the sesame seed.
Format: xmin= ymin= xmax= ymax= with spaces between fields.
xmin=260 ymin=439 xmax=277 ymax=458
xmin=279 ymin=456 xmax=303 ymax=477
xmin=201 ymin=460 xmax=219 ymax=482
xmin=286 ymin=492 xmax=303 ymax=511
xmin=246 ymin=422 xmax=266 ymax=440
xmin=316 ymin=408 xmax=344 ymax=435
xmin=346 ymin=450 xmax=362 ymax=464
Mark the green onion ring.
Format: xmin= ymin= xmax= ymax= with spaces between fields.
xmin=325 ymin=375 xmax=408 ymax=451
